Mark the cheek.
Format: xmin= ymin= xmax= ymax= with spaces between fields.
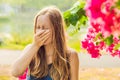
xmin=50 ymin=32 xmax=52 ymax=37
xmin=48 ymin=32 xmax=53 ymax=42
xmin=36 ymin=29 xmax=40 ymax=33
xmin=50 ymin=31 xmax=53 ymax=39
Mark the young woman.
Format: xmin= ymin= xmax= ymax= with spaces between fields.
xmin=11 ymin=6 xmax=79 ymax=80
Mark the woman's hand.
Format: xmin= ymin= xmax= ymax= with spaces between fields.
xmin=33 ymin=30 xmax=50 ymax=47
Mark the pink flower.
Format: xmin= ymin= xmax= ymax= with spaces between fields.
xmin=111 ymin=50 xmax=120 ymax=57
xmin=113 ymin=37 xmax=119 ymax=44
xmin=85 ymin=0 xmax=106 ymax=19
xmin=91 ymin=51 xmax=101 ymax=58
xmin=18 ymin=68 xmax=28 ymax=80
xmin=98 ymin=41 xmax=105 ymax=49
xmin=86 ymin=42 xmax=101 ymax=58
xmin=102 ymin=10 xmax=115 ymax=33
xmin=106 ymin=44 xmax=114 ymax=53
xmin=91 ymin=22 xmax=101 ymax=32
xmin=83 ymin=0 xmax=120 ymax=58
xmin=82 ymin=40 xmax=89 ymax=48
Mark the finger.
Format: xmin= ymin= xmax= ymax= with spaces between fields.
xmin=36 ymin=30 xmax=45 ymax=36
xmin=37 ymin=34 xmax=50 ymax=45
xmin=39 ymin=30 xmax=50 ymax=38
xmin=38 ymin=32 xmax=50 ymax=41
xmin=35 ymin=30 xmax=50 ymax=40
xmin=43 ymin=35 xmax=50 ymax=43
xmin=40 ymin=32 xmax=50 ymax=40
xmin=37 ymin=30 xmax=50 ymax=37
xmin=36 ymin=31 xmax=50 ymax=40
xmin=40 ymin=35 xmax=50 ymax=44
xmin=43 ymin=33 xmax=50 ymax=42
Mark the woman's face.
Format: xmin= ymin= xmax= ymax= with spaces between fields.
xmin=36 ymin=14 xmax=53 ymax=45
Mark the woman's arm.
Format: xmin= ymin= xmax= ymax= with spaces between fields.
xmin=11 ymin=30 xmax=50 ymax=77
xmin=11 ymin=44 xmax=39 ymax=77
xmin=69 ymin=50 xmax=79 ymax=80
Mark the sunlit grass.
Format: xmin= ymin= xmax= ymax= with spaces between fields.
xmin=67 ymin=37 xmax=80 ymax=52
xmin=0 ymin=76 xmax=17 ymax=80
xmin=1 ymin=65 xmax=120 ymax=80
xmin=79 ymin=68 xmax=120 ymax=80
xmin=0 ymin=43 xmax=25 ymax=50
xmin=0 ymin=76 xmax=10 ymax=80
xmin=0 ymin=15 xmax=10 ymax=23
xmin=1 ymin=68 xmax=120 ymax=80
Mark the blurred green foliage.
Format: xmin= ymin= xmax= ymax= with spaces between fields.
xmin=0 ymin=0 xmax=77 ymax=11
xmin=63 ymin=1 xmax=87 ymax=36
xmin=115 ymin=0 xmax=120 ymax=9
xmin=63 ymin=1 xmax=87 ymax=26
xmin=0 ymin=0 xmax=87 ymax=52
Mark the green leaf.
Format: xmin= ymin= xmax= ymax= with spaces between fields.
xmin=63 ymin=1 xmax=87 ymax=28
xmin=79 ymin=16 xmax=87 ymax=25
xmin=104 ymin=35 xmax=113 ymax=46
xmin=63 ymin=10 xmax=71 ymax=19
xmin=69 ymin=13 xmax=79 ymax=26
xmin=114 ymin=44 xmax=120 ymax=50
xmin=115 ymin=0 xmax=120 ymax=9
xmin=70 ymin=1 xmax=81 ymax=14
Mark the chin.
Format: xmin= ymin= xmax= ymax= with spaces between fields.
xmin=44 ymin=41 xmax=51 ymax=45
xmin=44 ymin=43 xmax=48 ymax=45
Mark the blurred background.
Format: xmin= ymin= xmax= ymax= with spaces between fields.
xmin=0 ymin=0 xmax=120 ymax=80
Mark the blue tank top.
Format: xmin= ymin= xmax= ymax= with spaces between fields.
xmin=26 ymin=74 xmax=52 ymax=80
xmin=26 ymin=64 xmax=52 ymax=80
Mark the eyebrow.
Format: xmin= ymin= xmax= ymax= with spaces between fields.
xmin=36 ymin=25 xmax=41 ymax=28
xmin=37 ymin=25 xmax=48 ymax=29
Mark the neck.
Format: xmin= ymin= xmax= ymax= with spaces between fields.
xmin=44 ymin=43 xmax=54 ymax=57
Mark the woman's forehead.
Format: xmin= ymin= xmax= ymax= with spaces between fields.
xmin=37 ymin=15 xmax=51 ymax=28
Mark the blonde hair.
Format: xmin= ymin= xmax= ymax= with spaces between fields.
xmin=29 ymin=6 xmax=71 ymax=80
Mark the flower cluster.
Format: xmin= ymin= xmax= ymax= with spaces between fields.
xmin=82 ymin=0 xmax=120 ymax=58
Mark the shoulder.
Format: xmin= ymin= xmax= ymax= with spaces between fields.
xmin=22 ymin=44 xmax=33 ymax=53
xmin=67 ymin=48 xmax=79 ymax=80
xmin=67 ymin=48 xmax=79 ymax=77
xmin=24 ymin=44 xmax=32 ymax=50
xmin=67 ymin=48 xmax=79 ymax=62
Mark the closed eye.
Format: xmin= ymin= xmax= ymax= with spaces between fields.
xmin=42 ymin=26 xmax=49 ymax=30
xmin=37 ymin=26 xmax=41 ymax=29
